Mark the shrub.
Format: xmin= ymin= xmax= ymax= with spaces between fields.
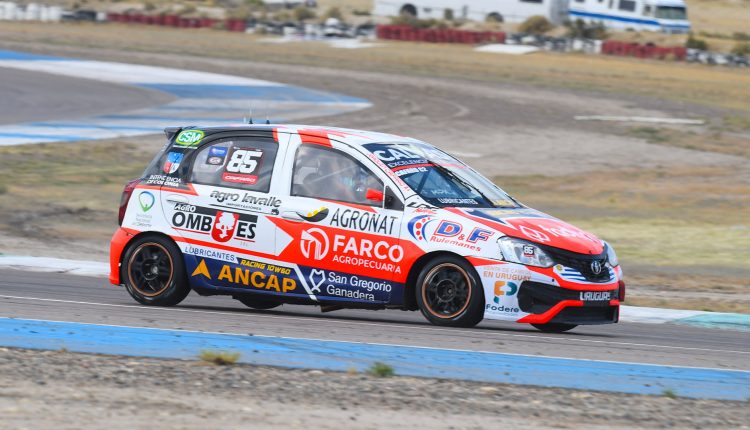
xmin=731 ymin=42 xmax=750 ymax=56
xmin=367 ymin=362 xmax=395 ymax=377
xmin=686 ymin=34 xmax=708 ymax=50
xmin=565 ymin=19 xmax=607 ymax=39
xmin=322 ymin=6 xmax=342 ymax=21
xmin=199 ymin=350 xmax=241 ymax=365
xmin=293 ymin=6 xmax=315 ymax=21
xmin=519 ymin=15 xmax=552 ymax=35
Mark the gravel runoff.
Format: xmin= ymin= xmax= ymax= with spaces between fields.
xmin=1 ymin=348 xmax=748 ymax=430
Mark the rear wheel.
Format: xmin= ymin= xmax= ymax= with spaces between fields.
xmin=416 ymin=256 xmax=484 ymax=327
xmin=235 ymin=295 xmax=281 ymax=310
xmin=532 ymin=323 xmax=577 ymax=333
xmin=122 ymin=235 xmax=189 ymax=306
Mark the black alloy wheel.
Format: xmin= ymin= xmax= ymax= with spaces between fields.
xmin=416 ymin=256 xmax=484 ymax=327
xmin=123 ymin=235 xmax=190 ymax=306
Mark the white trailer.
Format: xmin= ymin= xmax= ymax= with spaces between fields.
xmin=374 ymin=0 xmax=690 ymax=33
xmin=568 ymin=0 xmax=690 ymax=33
xmin=373 ymin=0 xmax=571 ymax=25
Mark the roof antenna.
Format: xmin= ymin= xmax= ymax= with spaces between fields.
xmin=265 ymin=102 xmax=270 ymax=125
xmin=244 ymin=104 xmax=253 ymax=125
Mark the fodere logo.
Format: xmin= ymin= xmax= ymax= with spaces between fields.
xmin=300 ymin=228 xmax=330 ymax=260
xmin=211 ymin=211 xmax=239 ymax=243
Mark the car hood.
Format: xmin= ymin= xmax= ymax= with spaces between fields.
xmin=457 ymin=208 xmax=605 ymax=255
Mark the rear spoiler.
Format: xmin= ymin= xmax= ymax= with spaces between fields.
xmin=164 ymin=126 xmax=181 ymax=141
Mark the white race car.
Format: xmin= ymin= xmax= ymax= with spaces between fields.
xmin=110 ymin=125 xmax=624 ymax=332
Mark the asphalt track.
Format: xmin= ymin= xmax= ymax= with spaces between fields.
xmin=0 ymin=67 xmax=172 ymax=126
xmin=0 ymin=56 xmax=748 ymax=391
xmin=1 ymin=269 xmax=748 ymax=373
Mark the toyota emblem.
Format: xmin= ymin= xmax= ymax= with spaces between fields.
xmin=590 ymin=260 xmax=603 ymax=275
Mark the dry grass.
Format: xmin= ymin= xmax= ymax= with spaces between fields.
xmin=1 ymin=22 xmax=749 ymax=113
xmin=496 ymin=166 xmax=750 ymax=269
xmin=686 ymin=0 xmax=750 ymax=36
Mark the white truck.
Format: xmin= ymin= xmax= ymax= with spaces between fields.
xmin=568 ymin=0 xmax=690 ymax=33
xmin=373 ymin=0 xmax=570 ymax=25
xmin=373 ymin=0 xmax=690 ymax=32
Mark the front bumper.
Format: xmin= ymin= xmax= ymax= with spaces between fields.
xmin=516 ymin=281 xmax=620 ymax=325
xmin=476 ymin=259 xmax=623 ymax=325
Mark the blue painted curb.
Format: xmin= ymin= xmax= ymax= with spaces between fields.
xmin=675 ymin=313 xmax=750 ymax=332
xmin=1 ymin=318 xmax=748 ymax=401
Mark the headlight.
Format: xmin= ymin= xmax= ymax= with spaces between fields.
xmin=604 ymin=241 xmax=619 ymax=267
xmin=497 ymin=236 xmax=554 ymax=268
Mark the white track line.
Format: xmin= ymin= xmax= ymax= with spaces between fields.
xmin=1 ymin=294 xmax=747 ymax=356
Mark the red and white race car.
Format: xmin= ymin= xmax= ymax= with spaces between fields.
xmin=110 ymin=125 xmax=624 ymax=332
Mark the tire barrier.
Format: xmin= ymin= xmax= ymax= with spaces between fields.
xmin=376 ymin=25 xmax=506 ymax=45
xmin=601 ymin=40 xmax=686 ymax=60
xmin=106 ymin=13 xmax=247 ymax=32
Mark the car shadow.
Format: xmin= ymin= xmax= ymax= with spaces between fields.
xmin=174 ymin=302 xmax=618 ymax=339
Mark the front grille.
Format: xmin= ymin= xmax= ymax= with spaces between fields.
xmin=518 ymin=281 xmax=619 ymax=314
xmin=541 ymin=245 xmax=612 ymax=283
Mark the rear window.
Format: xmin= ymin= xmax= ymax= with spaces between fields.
xmin=189 ymin=137 xmax=279 ymax=193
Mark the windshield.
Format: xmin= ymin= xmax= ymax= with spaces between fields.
xmin=656 ymin=6 xmax=687 ymax=20
xmin=363 ymin=142 xmax=520 ymax=208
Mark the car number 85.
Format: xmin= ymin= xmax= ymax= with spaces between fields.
xmin=226 ymin=149 xmax=263 ymax=174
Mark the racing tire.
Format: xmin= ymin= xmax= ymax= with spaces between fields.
xmin=122 ymin=235 xmax=190 ymax=306
xmin=531 ymin=323 xmax=577 ymax=333
xmin=235 ymin=295 xmax=281 ymax=310
xmin=415 ymin=255 xmax=484 ymax=328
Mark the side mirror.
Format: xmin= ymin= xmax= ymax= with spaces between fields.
xmin=366 ymin=188 xmax=384 ymax=203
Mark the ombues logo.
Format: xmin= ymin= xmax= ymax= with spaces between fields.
xmin=172 ymin=205 xmax=257 ymax=242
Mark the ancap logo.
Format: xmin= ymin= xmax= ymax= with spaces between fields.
xmin=300 ymin=228 xmax=330 ymax=260
xmin=590 ymin=260 xmax=603 ymax=275
xmin=138 ymin=191 xmax=155 ymax=212
xmin=175 ymin=130 xmax=205 ymax=146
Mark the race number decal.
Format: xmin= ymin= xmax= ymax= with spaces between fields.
xmin=222 ymin=147 xmax=264 ymax=185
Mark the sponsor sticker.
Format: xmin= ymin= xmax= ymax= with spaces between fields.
xmin=299 ymin=207 xmax=329 ymax=222
xmin=138 ymin=191 xmax=155 ymax=212
xmin=329 ymin=208 xmax=398 ymax=235
xmin=171 ymin=204 xmax=257 ymax=243
xmin=580 ymin=291 xmax=611 ymax=301
xmin=163 ymin=152 xmax=184 ymax=174
xmin=298 ymin=228 xmax=404 ymax=274
xmin=222 ymin=147 xmax=264 ymax=185
xmin=207 ymin=146 xmax=228 ymax=166
xmin=174 ymin=130 xmax=205 ymax=147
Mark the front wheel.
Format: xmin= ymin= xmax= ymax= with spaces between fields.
xmin=415 ymin=256 xmax=484 ymax=328
xmin=532 ymin=323 xmax=577 ymax=333
xmin=122 ymin=235 xmax=190 ymax=306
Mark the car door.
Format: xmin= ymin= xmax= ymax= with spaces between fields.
xmin=160 ymin=131 xmax=307 ymax=299
xmin=273 ymin=138 xmax=408 ymax=305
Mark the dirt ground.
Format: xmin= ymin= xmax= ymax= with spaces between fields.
xmin=0 ymin=25 xmax=749 ymax=312
xmin=1 ymin=347 xmax=748 ymax=430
